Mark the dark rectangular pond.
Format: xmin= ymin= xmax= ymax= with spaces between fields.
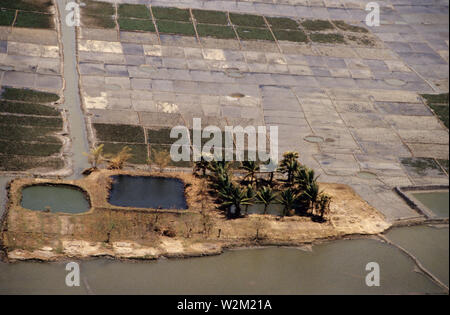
xmin=108 ymin=175 xmax=188 ymax=209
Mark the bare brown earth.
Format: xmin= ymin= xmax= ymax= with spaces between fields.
xmin=1 ymin=169 xmax=390 ymax=261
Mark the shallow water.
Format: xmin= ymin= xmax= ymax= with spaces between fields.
xmin=21 ymin=185 xmax=90 ymax=214
xmin=0 ymin=235 xmax=445 ymax=295
xmin=412 ymin=191 xmax=449 ymax=218
xmin=108 ymin=175 xmax=188 ymax=209
xmin=386 ymin=225 xmax=449 ymax=286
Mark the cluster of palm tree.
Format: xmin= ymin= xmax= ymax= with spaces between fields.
xmin=193 ymin=151 xmax=332 ymax=220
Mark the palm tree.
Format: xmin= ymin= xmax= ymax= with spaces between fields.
xmin=83 ymin=144 xmax=104 ymax=169
xmin=244 ymin=184 xmax=256 ymax=215
xmin=278 ymin=151 xmax=300 ymax=185
xmin=194 ymin=156 xmax=209 ymax=177
xmin=240 ymin=161 xmax=260 ymax=185
xmin=317 ymin=193 xmax=332 ymax=219
xmin=256 ymin=186 xmax=277 ymax=214
xmin=107 ymin=146 xmax=133 ymax=170
xmin=219 ymin=184 xmax=252 ymax=218
xmin=278 ymin=188 xmax=299 ymax=216
xmin=302 ymin=180 xmax=321 ymax=214
xmin=294 ymin=166 xmax=317 ymax=191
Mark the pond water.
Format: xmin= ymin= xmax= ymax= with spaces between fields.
xmin=21 ymin=185 xmax=90 ymax=214
xmin=412 ymin=191 xmax=449 ymax=218
xmin=108 ymin=175 xmax=188 ymax=209
xmin=0 ymin=232 xmax=446 ymax=295
xmin=386 ymin=225 xmax=449 ymax=286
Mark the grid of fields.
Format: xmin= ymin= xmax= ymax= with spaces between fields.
xmin=0 ymin=86 xmax=64 ymax=172
xmin=80 ymin=1 xmax=375 ymax=46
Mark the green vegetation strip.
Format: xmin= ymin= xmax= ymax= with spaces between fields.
xmin=229 ymin=13 xmax=266 ymax=27
xmin=152 ymin=6 xmax=190 ymax=22
xmin=267 ymin=17 xmax=299 ymax=30
xmin=0 ymin=140 xmax=61 ymax=156
xmin=81 ymin=0 xmax=114 ymax=16
xmin=0 ymin=101 xmax=59 ymax=116
xmin=196 ymin=24 xmax=236 ymax=39
xmin=81 ymin=14 xmax=115 ymax=29
xmin=0 ymin=9 xmax=15 ymax=26
xmin=0 ymin=114 xmax=62 ymax=128
xmin=0 ymin=0 xmax=52 ymax=13
xmin=0 ymin=125 xmax=60 ymax=143
xmin=156 ymin=20 xmax=195 ymax=36
xmin=118 ymin=4 xmax=151 ymax=19
xmin=147 ymin=128 xmax=173 ymax=144
xmin=192 ymin=9 xmax=228 ymax=25
xmin=301 ymin=19 xmax=335 ymax=31
xmin=237 ymin=27 xmax=274 ymax=41
xmin=101 ymin=142 xmax=148 ymax=164
xmin=14 ymin=11 xmax=53 ymax=29
xmin=94 ymin=123 xmax=145 ymax=143
xmin=334 ymin=20 xmax=368 ymax=33
xmin=1 ymin=87 xmax=59 ymax=103
xmin=400 ymin=157 xmax=445 ymax=176
xmin=118 ymin=18 xmax=155 ymax=32
xmin=273 ymin=29 xmax=308 ymax=42
xmin=310 ymin=33 xmax=345 ymax=44
xmin=422 ymin=93 xmax=449 ymax=129
xmin=0 ymin=155 xmax=64 ymax=171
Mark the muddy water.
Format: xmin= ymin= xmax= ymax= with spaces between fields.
xmin=386 ymin=225 xmax=449 ymax=287
xmin=412 ymin=191 xmax=449 ymax=218
xmin=0 ymin=229 xmax=447 ymax=295
xmin=21 ymin=185 xmax=90 ymax=214
xmin=56 ymin=0 xmax=91 ymax=179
